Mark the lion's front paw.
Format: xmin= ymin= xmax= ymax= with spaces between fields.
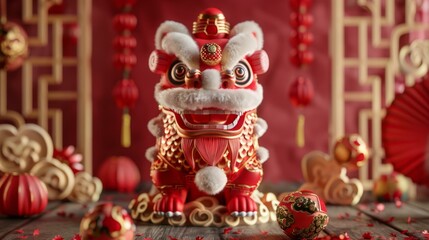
xmin=227 ymin=195 xmax=257 ymax=217
xmin=153 ymin=194 xmax=184 ymax=217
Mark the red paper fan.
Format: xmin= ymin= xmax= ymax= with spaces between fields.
xmin=382 ymin=79 xmax=429 ymax=186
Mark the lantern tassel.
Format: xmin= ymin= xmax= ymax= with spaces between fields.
xmin=296 ymin=114 xmax=305 ymax=148
xmin=121 ymin=109 xmax=131 ymax=148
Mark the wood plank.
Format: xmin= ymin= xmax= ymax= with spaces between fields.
xmin=1 ymin=201 xmax=89 ymax=240
xmin=324 ymin=205 xmax=403 ymax=239
xmin=0 ymin=201 xmax=62 ymax=239
xmin=135 ymin=221 xmax=287 ymax=240
xmin=357 ymin=202 xmax=429 ymax=239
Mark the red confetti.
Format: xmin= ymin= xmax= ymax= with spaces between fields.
xmin=71 ymin=234 xmax=81 ymax=240
xmin=390 ymin=233 xmax=397 ymax=237
xmin=57 ymin=211 xmax=66 ymax=217
xmin=15 ymin=229 xmax=24 ymax=234
xmin=232 ymin=230 xmax=242 ymax=234
xmin=375 ymin=203 xmax=385 ymax=212
xmin=52 ymin=235 xmax=64 ymax=240
xmin=407 ymin=216 xmax=414 ymax=224
xmin=386 ymin=217 xmax=395 ymax=223
xmin=18 ymin=236 xmax=28 ymax=239
xmin=404 ymin=237 xmax=418 ymax=240
xmin=260 ymin=230 xmax=268 ymax=235
xmin=196 ymin=237 xmax=204 ymax=240
xmin=367 ymin=223 xmax=374 ymax=227
xmin=395 ymin=200 xmax=403 ymax=208
xmin=168 ymin=236 xmax=178 ymax=240
xmin=223 ymin=227 xmax=233 ymax=234
xmin=362 ymin=232 xmax=373 ymax=239
xmin=33 ymin=229 xmax=40 ymax=236
xmin=401 ymin=230 xmax=409 ymax=235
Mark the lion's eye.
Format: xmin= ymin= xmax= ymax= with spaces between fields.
xmin=232 ymin=61 xmax=253 ymax=87
xmin=168 ymin=61 xmax=188 ymax=85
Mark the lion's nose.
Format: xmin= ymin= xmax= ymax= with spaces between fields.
xmin=201 ymin=69 xmax=221 ymax=90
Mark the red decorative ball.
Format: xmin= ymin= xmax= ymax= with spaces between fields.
xmin=289 ymin=30 xmax=314 ymax=47
xmin=290 ymin=48 xmax=314 ymax=67
xmin=80 ymin=202 xmax=135 ymax=240
xmin=289 ymin=76 xmax=314 ymax=107
xmin=112 ymin=79 xmax=139 ymax=109
xmin=333 ymin=134 xmax=369 ymax=168
xmin=0 ymin=22 xmax=29 ymax=71
xmin=276 ymin=190 xmax=329 ymax=239
xmin=113 ymin=13 xmax=137 ymax=32
xmin=289 ymin=12 xmax=313 ymax=28
xmin=0 ymin=173 xmax=48 ymax=217
xmin=113 ymin=52 xmax=137 ymax=70
xmin=97 ymin=156 xmax=140 ymax=193
xmin=113 ymin=35 xmax=137 ymax=50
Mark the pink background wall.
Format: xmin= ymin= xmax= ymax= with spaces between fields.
xmin=6 ymin=0 xmax=334 ymax=184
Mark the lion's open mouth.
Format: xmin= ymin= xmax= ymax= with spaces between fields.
xmin=180 ymin=110 xmax=242 ymax=130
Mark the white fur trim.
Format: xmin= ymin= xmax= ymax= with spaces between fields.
xmin=145 ymin=146 xmax=158 ymax=163
xmin=222 ymin=33 xmax=258 ymax=70
xmin=155 ymin=21 xmax=190 ymax=50
xmin=195 ymin=166 xmax=227 ymax=195
xmin=257 ymin=147 xmax=269 ymax=164
xmin=154 ymin=83 xmax=263 ymax=113
xmin=147 ymin=115 xmax=164 ymax=138
xmin=230 ymin=21 xmax=264 ymax=50
xmin=161 ymin=32 xmax=199 ymax=70
xmin=201 ymin=69 xmax=221 ymax=90
xmin=254 ymin=118 xmax=268 ymax=138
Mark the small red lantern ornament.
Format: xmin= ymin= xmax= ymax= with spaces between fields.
xmin=276 ymin=190 xmax=329 ymax=239
xmin=80 ymin=202 xmax=135 ymax=240
xmin=97 ymin=156 xmax=140 ymax=193
xmin=112 ymin=1 xmax=139 ymax=148
xmin=0 ymin=173 xmax=48 ymax=217
xmin=289 ymin=76 xmax=314 ymax=147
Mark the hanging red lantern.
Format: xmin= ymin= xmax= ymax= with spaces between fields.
xmin=113 ymin=79 xmax=139 ymax=108
xmin=0 ymin=173 xmax=48 ymax=217
xmin=97 ymin=156 xmax=141 ymax=193
xmin=112 ymin=2 xmax=139 ymax=148
xmin=113 ymin=13 xmax=137 ymax=32
xmin=113 ymin=79 xmax=139 ymax=147
xmin=289 ymin=76 xmax=314 ymax=147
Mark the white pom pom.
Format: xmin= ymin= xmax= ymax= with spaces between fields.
xmin=194 ymin=166 xmax=227 ymax=195
xmin=254 ymin=118 xmax=268 ymax=138
xmin=145 ymin=146 xmax=158 ymax=163
xmin=257 ymin=147 xmax=269 ymax=164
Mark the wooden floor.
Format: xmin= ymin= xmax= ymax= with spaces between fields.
xmin=0 ymin=192 xmax=429 ymax=240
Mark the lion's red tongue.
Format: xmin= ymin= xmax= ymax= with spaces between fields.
xmin=186 ymin=114 xmax=230 ymax=124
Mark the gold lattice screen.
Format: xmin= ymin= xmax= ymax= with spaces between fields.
xmin=0 ymin=0 xmax=92 ymax=173
xmin=330 ymin=0 xmax=429 ymax=191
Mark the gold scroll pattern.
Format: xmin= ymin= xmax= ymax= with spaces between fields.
xmin=330 ymin=0 xmax=429 ymax=193
xmin=0 ymin=0 xmax=92 ymax=173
